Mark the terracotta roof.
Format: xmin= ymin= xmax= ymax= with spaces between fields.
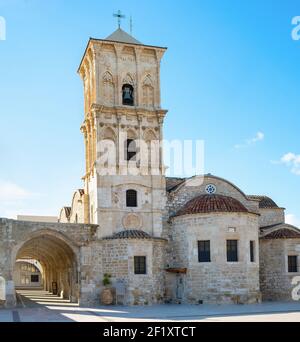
xmin=248 ymin=195 xmax=279 ymax=209
xmin=103 ymin=230 xmax=164 ymax=240
xmin=175 ymin=194 xmax=250 ymax=217
xmin=166 ymin=177 xmax=186 ymax=192
xmin=262 ymin=228 xmax=300 ymax=239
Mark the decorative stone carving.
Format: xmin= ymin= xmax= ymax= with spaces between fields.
xmin=102 ymin=71 xmax=115 ymax=105
xmin=112 ymin=192 xmax=119 ymax=204
xmin=122 ymin=213 xmax=142 ymax=229
xmin=123 ymin=73 xmax=134 ymax=86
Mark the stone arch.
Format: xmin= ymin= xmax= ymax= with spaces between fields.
xmin=127 ymin=128 xmax=138 ymax=140
xmin=12 ymin=229 xmax=80 ymax=302
xmin=123 ymin=73 xmax=134 ymax=86
xmin=102 ymin=126 xmax=116 ymax=141
xmin=143 ymin=129 xmax=157 ymax=142
xmin=59 ymin=207 xmax=71 ymax=223
xmin=69 ymin=189 xmax=84 ymax=223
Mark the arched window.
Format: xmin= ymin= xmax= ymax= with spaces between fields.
xmin=125 ymin=139 xmax=137 ymax=161
xmin=126 ymin=189 xmax=137 ymax=207
xmin=122 ymin=84 xmax=134 ymax=106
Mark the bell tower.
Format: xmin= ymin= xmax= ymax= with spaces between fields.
xmin=78 ymin=27 xmax=168 ymax=238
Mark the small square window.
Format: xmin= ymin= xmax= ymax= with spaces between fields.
xmin=31 ymin=275 xmax=39 ymax=283
xmin=134 ymin=256 xmax=146 ymax=274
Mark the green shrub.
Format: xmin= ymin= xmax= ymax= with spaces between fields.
xmin=103 ymin=273 xmax=112 ymax=286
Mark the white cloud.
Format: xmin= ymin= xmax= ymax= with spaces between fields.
xmin=279 ymin=152 xmax=300 ymax=175
xmin=286 ymin=214 xmax=300 ymax=227
xmin=0 ymin=180 xmax=41 ymax=219
xmin=235 ymin=131 xmax=265 ymax=149
xmin=0 ymin=181 xmax=34 ymax=202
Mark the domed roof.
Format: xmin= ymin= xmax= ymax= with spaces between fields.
xmin=247 ymin=195 xmax=279 ymax=209
xmin=262 ymin=228 xmax=300 ymax=239
xmin=103 ymin=230 xmax=166 ymax=241
xmin=175 ymin=194 xmax=249 ymax=217
xmin=103 ymin=230 xmax=152 ymax=240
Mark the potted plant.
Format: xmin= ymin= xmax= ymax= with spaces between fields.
xmin=100 ymin=273 xmax=114 ymax=305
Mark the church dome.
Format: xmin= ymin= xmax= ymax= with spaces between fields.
xmin=175 ymin=194 xmax=249 ymax=217
xmin=247 ymin=195 xmax=279 ymax=209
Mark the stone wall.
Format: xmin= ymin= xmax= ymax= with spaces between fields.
xmin=101 ymin=238 xmax=166 ymax=305
xmin=0 ymin=217 xmax=167 ymax=307
xmin=0 ymin=218 xmax=99 ymax=307
xmin=258 ymin=208 xmax=285 ymax=227
xmin=96 ymin=174 xmax=166 ymax=239
xmin=170 ymin=212 xmax=261 ymax=304
xmin=259 ymin=238 xmax=300 ymax=301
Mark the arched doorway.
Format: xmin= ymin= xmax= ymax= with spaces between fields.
xmin=13 ymin=232 xmax=79 ymax=304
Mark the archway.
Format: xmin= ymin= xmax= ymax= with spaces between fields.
xmin=14 ymin=232 xmax=79 ymax=304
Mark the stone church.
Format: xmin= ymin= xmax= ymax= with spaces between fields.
xmin=1 ymin=28 xmax=300 ymax=307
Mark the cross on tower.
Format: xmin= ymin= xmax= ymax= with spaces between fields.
xmin=113 ymin=10 xmax=126 ymax=29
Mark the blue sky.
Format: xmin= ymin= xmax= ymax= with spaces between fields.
xmin=0 ymin=0 xmax=299 ymax=225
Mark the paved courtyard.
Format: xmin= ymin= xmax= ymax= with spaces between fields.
xmin=1 ymin=290 xmax=300 ymax=322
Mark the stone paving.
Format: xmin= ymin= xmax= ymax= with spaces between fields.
xmin=1 ymin=290 xmax=300 ymax=322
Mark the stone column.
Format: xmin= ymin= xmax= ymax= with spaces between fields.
xmin=155 ymin=50 xmax=164 ymax=108
xmin=5 ymin=279 xmax=16 ymax=308
xmin=158 ymin=115 xmax=164 ymax=175
xmin=81 ymin=125 xmax=88 ymax=175
xmin=134 ymin=47 xmax=142 ymax=106
xmin=114 ymin=45 xmax=122 ymax=106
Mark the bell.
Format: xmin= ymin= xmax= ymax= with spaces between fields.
xmin=123 ymin=90 xmax=132 ymax=101
xmin=123 ymin=86 xmax=134 ymax=105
